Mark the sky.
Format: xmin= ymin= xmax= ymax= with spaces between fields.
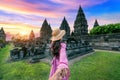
xmin=0 ymin=0 xmax=120 ymax=40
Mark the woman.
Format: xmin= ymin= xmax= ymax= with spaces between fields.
xmin=49 ymin=28 xmax=70 ymax=80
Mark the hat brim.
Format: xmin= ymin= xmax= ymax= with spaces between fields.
xmin=51 ymin=30 xmax=65 ymax=41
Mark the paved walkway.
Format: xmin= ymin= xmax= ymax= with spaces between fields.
xmin=95 ymin=49 xmax=120 ymax=54
xmin=68 ymin=52 xmax=94 ymax=65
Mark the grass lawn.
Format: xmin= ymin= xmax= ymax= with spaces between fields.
xmin=0 ymin=45 xmax=120 ymax=80
xmin=0 ymin=45 xmax=50 ymax=80
xmin=70 ymin=50 xmax=120 ymax=80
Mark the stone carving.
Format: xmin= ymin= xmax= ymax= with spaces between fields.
xmin=10 ymin=45 xmax=46 ymax=60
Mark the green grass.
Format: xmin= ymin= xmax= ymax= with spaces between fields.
xmin=0 ymin=45 xmax=120 ymax=80
xmin=70 ymin=51 xmax=120 ymax=80
xmin=0 ymin=45 xmax=50 ymax=80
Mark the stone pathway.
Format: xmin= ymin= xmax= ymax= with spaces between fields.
xmin=95 ymin=49 xmax=120 ymax=54
xmin=68 ymin=49 xmax=120 ymax=65
xmin=68 ymin=52 xmax=94 ymax=65
xmin=40 ymin=58 xmax=51 ymax=65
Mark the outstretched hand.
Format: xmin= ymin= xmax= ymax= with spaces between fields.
xmin=49 ymin=68 xmax=68 ymax=80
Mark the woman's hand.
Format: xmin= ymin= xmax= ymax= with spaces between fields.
xmin=61 ymin=68 xmax=68 ymax=78
xmin=49 ymin=68 xmax=68 ymax=80
xmin=49 ymin=69 xmax=63 ymax=80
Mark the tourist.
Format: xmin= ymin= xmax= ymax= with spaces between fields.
xmin=49 ymin=29 xmax=70 ymax=80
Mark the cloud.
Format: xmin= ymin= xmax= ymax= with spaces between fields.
xmin=0 ymin=14 xmax=44 ymax=28
xmin=0 ymin=0 xmax=64 ymax=18
xmin=0 ymin=21 xmax=40 ymax=29
xmin=0 ymin=0 xmax=108 ymax=19
xmin=49 ymin=0 xmax=108 ymax=10
xmin=0 ymin=21 xmax=40 ymax=40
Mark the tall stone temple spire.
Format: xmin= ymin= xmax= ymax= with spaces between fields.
xmin=60 ymin=17 xmax=70 ymax=39
xmin=0 ymin=27 xmax=6 ymax=40
xmin=48 ymin=24 xmax=52 ymax=38
xmin=93 ymin=19 xmax=99 ymax=28
xmin=40 ymin=19 xmax=52 ymax=43
xmin=29 ymin=30 xmax=35 ymax=41
xmin=73 ymin=6 xmax=88 ymax=36
xmin=0 ymin=27 xmax=5 ymax=34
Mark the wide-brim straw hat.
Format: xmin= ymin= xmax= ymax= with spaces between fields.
xmin=51 ymin=28 xmax=66 ymax=41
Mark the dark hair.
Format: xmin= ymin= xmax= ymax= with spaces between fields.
xmin=51 ymin=40 xmax=61 ymax=57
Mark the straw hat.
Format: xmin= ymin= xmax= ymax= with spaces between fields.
xmin=51 ymin=28 xmax=66 ymax=41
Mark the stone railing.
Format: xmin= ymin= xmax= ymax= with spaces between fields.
xmin=10 ymin=46 xmax=46 ymax=60
xmin=10 ymin=41 xmax=94 ymax=61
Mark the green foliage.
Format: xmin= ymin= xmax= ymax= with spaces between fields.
xmin=90 ymin=23 xmax=120 ymax=35
xmin=0 ymin=39 xmax=5 ymax=43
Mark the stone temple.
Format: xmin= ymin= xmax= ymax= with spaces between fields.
xmin=45 ymin=6 xmax=93 ymax=60
xmin=73 ymin=6 xmax=88 ymax=36
xmin=0 ymin=27 xmax=6 ymax=48
xmin=10 ymin=6 xmax=93 ymax=60
xmin=60 ymin=17 xmax=70 ymax=39
xmin=93 ymin=19 xmax=99 ymax=28
xmin=40 ymin=19 xmax=52 ymax=44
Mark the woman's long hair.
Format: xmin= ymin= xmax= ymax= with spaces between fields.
xmin=51 ymin=40 xmax=61 ymax=57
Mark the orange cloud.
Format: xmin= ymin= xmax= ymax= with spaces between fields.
xmin=0 ymin=21 xmax=40 ymax=40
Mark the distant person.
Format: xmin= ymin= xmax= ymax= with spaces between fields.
xmin=49 ymin=29 xmax=70 ymax=80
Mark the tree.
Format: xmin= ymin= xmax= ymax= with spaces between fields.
xmin=90 ymin=23 xmax=120 ymax=35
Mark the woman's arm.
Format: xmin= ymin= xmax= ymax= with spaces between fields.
xmin=57 ymin=43 xmax=70 ymax=78
xmin=58 ymin=43 xmax=68 ymax=68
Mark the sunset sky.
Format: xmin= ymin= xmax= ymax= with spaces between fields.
xmin=0 ymin=0 xmax=120 ymax=40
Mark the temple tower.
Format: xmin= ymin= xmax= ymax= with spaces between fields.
xmin=60 ymin=17 xmax=70 ymax=39
xmin=93 ymin=19 xmax=99 ymax=28
xmin=73 ymin=6 xmax=88 ymax=36
xmin=40 ymin=19 xmax=52 ymax=43
xmin=0 ymin=27 xmax=6 ymax=41
xmin=29 ymin=30 xmax=35 ymax=41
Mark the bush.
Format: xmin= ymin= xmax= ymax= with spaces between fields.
xmin=90 ymin=23 xmax=120 ymax=35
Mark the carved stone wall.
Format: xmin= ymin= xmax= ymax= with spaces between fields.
xmin=81 ymin=33 xmax=120 ymax=51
